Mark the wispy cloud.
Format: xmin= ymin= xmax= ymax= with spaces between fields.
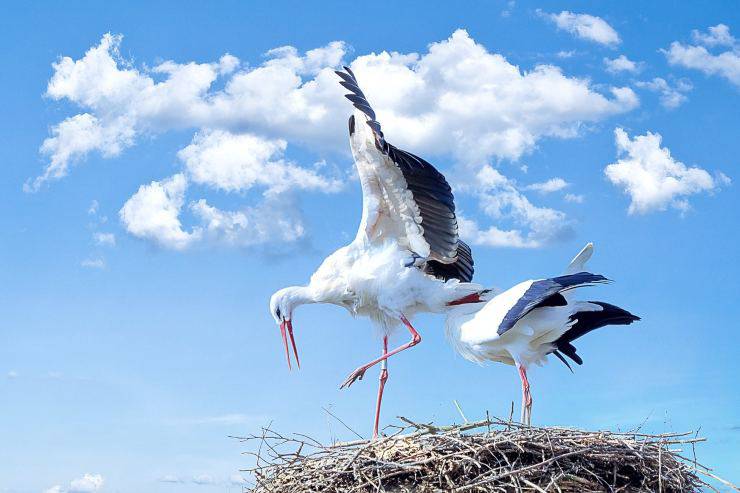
xmin=663 ymin=24 xmax=740 ymax=87
xmin=636 ymin=77 xmax=692 ymax=109
xmin=81 ymin=257 xmax=105 ymax=269
xmin=524 ymin=177 xmax=569 ymax=194
xmin=541 ymin=10 xmax=621 ymax=46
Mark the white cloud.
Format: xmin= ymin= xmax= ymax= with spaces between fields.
xmin=543 ymin=11 xmax=621 ymax=46
xmin=81 ymin=257 xmax=105 ymax=269
xmin=119 ymin=174 xmax=197 ymax=250
xmin=37 ymin=31 xmax=642 ymax=250
xmin=564 ymin=193 xmax=585 ymax=203
xmin=29 ymin=112 xmax=134 ymax=191
xmin=523 ymin=177 xmax=569 ymax=193
xmin=7 ymin=370 xmax=18 ymax=379
xmin=87 ymin=200 xmax=99 ymax=215
xmin=119 ymin=173 xmax=306 ymax=250
xmin=692 ymin=24 xmax=736 ymax=48
xmin=93 ymin=232 xmax=116 ymax=246
xmin=605 ymin=128 xmax=727 ymax=214
xmin=636 ymin=77 xmax=692 ymax=109
xmin=45 ymin=474 xmax=104 ymax=493
xmin=458 ymin=166 xmax=572 ymax=248
xmin=69 ymin=474 xmax=104 ymax=493
xmin=35 ymin=30 xmax=637 ymax=189
xmin=556 ymin=50 xmax=576 ymax=59
xmin=191 ymin=198 xmax=305 ymax=248
xmin=178 ymin=130 xmax=341 ymax=194
xmin=604 ymin=55 xmax=641 ymax=73
xmin=664 ymin=25 xmax=740 ymax=87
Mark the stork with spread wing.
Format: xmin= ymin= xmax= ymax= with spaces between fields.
xmin=270 ymin=66 xmax=488 ymax=438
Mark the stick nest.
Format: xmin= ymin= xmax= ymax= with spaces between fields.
xmin=235 ymin=417 xmax=730 ymax=492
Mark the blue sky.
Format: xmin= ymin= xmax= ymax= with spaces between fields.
xmin=1 ymin=1 xmax=738 ymax=491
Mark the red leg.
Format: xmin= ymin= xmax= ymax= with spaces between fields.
xmin=517 ymin=363 xmax=533 ymax=425
xmin=372 ymin=335 xmax=389 ymax=439
xmin=340 ymin=315 xmax=421 ymax=389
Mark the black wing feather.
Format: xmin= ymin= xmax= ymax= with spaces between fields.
xmin=425 ymin=240 xmax=475 ymax=282
xmin=551 ymin=301 xmax=640 ymax=366
xmin=497 ymin=273 xmax=610 ymax=336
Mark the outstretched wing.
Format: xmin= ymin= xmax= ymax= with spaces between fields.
xmin=336 ymin=66 xmax=466 ymax=268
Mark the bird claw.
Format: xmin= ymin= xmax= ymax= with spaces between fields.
xmin=339 ymin=367 xmax=367 ymax=389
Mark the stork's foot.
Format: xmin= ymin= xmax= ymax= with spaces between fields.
xmin=339 ymin=366 xmax=368 ymax=389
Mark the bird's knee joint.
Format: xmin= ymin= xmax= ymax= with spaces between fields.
xmin=379 ymin=369 xmax=388 ymax=383
xmin=411 ymin=334 xmax=421 ymax=345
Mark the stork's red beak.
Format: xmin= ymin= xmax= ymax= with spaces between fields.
xmin=280 ymin=319 xmax=300 ymax=370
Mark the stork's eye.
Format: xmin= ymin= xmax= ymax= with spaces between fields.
xmin=275 ymin=307 xmax=282 ymax=319
xmin=348 ymin=114 xmax=355 ymax=135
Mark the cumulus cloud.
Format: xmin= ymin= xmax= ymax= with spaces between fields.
xmin=458 ymin=166 xmax=572 ymax=248
xmin=37 ymin=30 xmax=640 ymax=250
xmin=692 ymin=24 xmax=736 ymax=48
xmin=523 ymin=177 xmax=569 ymax=193
xmin=119 ymin=174 xmax=306 ymax=250
xmin=605 ymin=128 xmax=728 ymax=214
xmin=542 ymin=11 xmax=621 ymax=46
xmin=178 ymin=130 xmax=341 ymax=194
xmin=604 ymin=55 xmax=641 ymax=73
xmin=35 ymin=30 xmax=637 ymax=188
xmin=45 ymin=474 xmax=104 ymax=493
xmin=636 ymin=77 xmax=692 ymax=109
xmin=191 ymin=198 xmax=305 ymax=248
xmin=664 ymin=25 xmax=740 ymax=87
xmin=119 ymin=174 xmax=197 ymax=250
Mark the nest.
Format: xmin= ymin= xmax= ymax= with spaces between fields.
xmin=233 ymin=416 xmax=739 ymax=493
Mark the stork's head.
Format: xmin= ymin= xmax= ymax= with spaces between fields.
xmin=269 ymin=286 xmax=311 ymax=370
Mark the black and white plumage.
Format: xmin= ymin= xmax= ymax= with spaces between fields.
xmin=445 ymin=243 xmax=640 ymax=424
xmin=269 ymin=66 xmax=487 ymax=438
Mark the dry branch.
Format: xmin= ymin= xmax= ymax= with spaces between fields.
xmin=231 ymin=416 xmax=736 ymax=493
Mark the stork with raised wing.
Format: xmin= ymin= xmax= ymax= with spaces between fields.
xmin=269 ymin=66 xmax=488 ymax=438
xmin=445 ymin=243 xmax=640 ymax=425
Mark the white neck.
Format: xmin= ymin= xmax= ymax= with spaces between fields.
xmin=284 ymin=285 xmax=319 ymax=310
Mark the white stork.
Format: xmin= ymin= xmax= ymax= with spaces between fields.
xmin=269 ymin=66 xmax=488 ymax=438
xmin=445 ymin=243 xmax=640 ymax=425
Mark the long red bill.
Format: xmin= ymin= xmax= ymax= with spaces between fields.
xmin=286 ymin=319 xmax=300 ymax=369
xmin=280 ymin=320 xmax=292 ymax=370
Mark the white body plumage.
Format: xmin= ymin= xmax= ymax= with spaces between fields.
xmin=444 ymin=243 xmax=601 ymax=369
xmin=445 ymin=285 xmax=600 ymax=367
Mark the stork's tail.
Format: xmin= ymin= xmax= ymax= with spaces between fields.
xmin=552 ymin=301 xmax=640 ymax=370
